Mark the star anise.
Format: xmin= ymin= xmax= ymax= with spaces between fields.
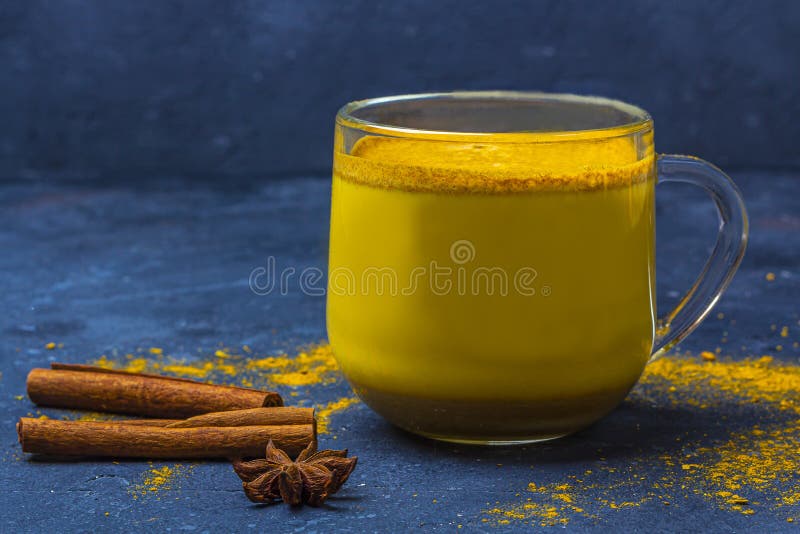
xmin=232 ymin=440 xmax=358 ymax=506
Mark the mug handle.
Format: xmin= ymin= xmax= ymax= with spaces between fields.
xmin=650 ymin=154 xmax=749 ymax=361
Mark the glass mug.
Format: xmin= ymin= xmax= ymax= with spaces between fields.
xmin=327 ymin=92 xmax=747 ymax=444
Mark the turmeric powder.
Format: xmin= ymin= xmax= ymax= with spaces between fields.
xmin=485 ymin=352 xmax=800 ymax=526
xmin=91 ymin=343 xmax=340 ymax=388
xmin=316 ymin=397 xmax=360 ymax=435
xmin=129 ymin=463 xmax=194 ymax=498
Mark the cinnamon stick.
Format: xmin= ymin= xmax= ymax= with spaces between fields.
xmin=110 ymin=407 xmax=315 ymax=428
xmin=17 ymin=418 xmax=314 ymax=459
xmin=165 ymin=407 xmax=313 ymax=428
xmin=27 ymin=365 xmax=283 ymax=418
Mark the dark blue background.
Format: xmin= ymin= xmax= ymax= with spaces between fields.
xmin=1 ymin=0 xmax=798 ymax=181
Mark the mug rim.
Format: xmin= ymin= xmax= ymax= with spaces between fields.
xmin=336 ymin=91 xmax=653 ymax=143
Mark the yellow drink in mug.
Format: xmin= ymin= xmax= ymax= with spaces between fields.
xmin=327 ymin=93 xmax=747 ymax=444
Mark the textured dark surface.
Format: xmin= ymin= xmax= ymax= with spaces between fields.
xmin=1 ymin=0 xmax=799 ymax=180
xmin=1 ymin=171 xmax=798 ymax=532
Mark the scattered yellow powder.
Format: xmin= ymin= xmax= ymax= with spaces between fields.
xmin=766 ymin=272 xmax=776 ymax=281
xmin=486 ymin=352 xmax=800 ymax=525
xmin=316 ymin=397 xmax=360 ymax=434
xmin=129 ymin=464 xmax=193 ymax=498
xmin=214 ymin=362 xmax=238 ymax=376
xmin=704 ymin=423 xmax=800 ymax=506
xmin=148 ymin=347 xmax=163 ymax=355
xmin=644 ymin=354 xmax=799 ymax=415
xmin=14 ymin=395 xmax=23 ymax=401
xmin=607 ymin=501 xmax=639 ymax=509
xmin=485 ymin=483 xmax=587 ymax=527
xmin=121 ymin=357 xmax=148 ymax=374
xmin=246 ymin=356 xmax=289 ymax=369
xmin=92 ymin=355 xmax=114 ymax=370
xmin=647 ymin=355 xmax=800 ymax=514
xmin=159 ymin=361 xmax=214 ymax=378
xmin=247 ymin=345 xmax=340 ymax=387
xmin=780 ymin=326 xmax=789 ymax=338
xmin=91 ymin=343 xmax=341 ymax=389
xmin=44 ymin=342 xmax=55 ymax=350
xmin=700 ymin=351 xmax=716 ymax=362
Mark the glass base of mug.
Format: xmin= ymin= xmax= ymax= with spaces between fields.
xmin=351 ymin=381 xmax=630 ymax=445
xmin=414 ymin=431 xmax=573 ymax=446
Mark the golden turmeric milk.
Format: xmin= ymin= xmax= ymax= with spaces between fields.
xmin=328 ymin=132 xmax=656 ymax=442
